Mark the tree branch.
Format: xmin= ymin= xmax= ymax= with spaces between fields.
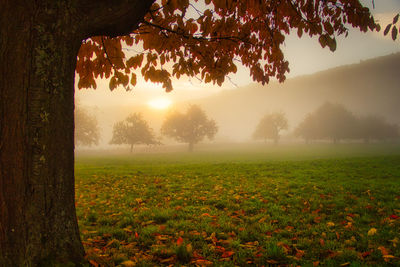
xmin=77 ymin=0 xmax=156 ymax=39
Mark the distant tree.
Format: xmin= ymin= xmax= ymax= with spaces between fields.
xmin=161 ymin=105 xmax=218 ymax=152
xmin=294 ymin=113 xmax=320 ymax=144
xmin=110 ymin=113 xmax=159 ymax=152
xmin=295 ymin=102 xmax=357 ymax=143
xmin=75 ymin=105 xmax=100 ymax=146
xmin=357 ymin=115 xmax=399 ymax=143
xmin=253 ymin=112 xmax=288 ymax=144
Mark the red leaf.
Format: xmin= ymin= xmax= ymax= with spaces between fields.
xmin=89 ymin=260 xmax=99 ymax=267
xmin=389 ymin=214 xmax=399 ymax=220
xmin=221 ymin=250 xmax=234 ymax=258
xmin=135 ymin=232 xmax=139 ymax=239
xmin=176 ymin=236 xmax=183 ymax=246
xmin=362 ymin=251 xmax=372 ymax=258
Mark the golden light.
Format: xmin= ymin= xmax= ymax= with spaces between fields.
xmin=147 ymin=98 xmax=172 ymax=110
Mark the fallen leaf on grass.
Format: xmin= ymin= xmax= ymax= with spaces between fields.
xmin=295 ymin=248 xmax=305 ymax=259
xmin=193 ymin=259 xmax=213 ymax=265
xmin=326 ymin=221 xmax=335 ymax=227
xmin=121 ymin=260 xmax=135 ymax=267
xmin=378 ymin=246 xmax=389 ymax=256
xmin=221 ymin=250 xmax=234 ymax=258
xmin=361 ymin=251 xmax=372 ymax=258
xmin=367 ymin=228 xmax=377 ymax=236
xmin=176 ymin=237 xmax=183 ymax=246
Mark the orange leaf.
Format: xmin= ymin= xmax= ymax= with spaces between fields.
xmin=177 ymin=236 xmax=184 ymax=246
xmin=221 ymin=250 xmax=234 ymax=258
xmin=378 ymin=246 xmax=390 ymax=256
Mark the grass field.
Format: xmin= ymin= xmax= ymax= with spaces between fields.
xmin=75 ymin=144 xmax=400 ymax=266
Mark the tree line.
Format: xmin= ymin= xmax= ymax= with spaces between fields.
xmin=253 ymin=102 xmax=399 ymax=144
xmin=76 ymin=104 xmax=217 ymax=152
xmin=77 ymin=102 xmax=399 ymax=151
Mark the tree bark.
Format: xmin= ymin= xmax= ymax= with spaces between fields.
xmin=0 ymin=2 xmax=84 ymax=265
xmin=0 ymin=0 xmax=154 ymax=265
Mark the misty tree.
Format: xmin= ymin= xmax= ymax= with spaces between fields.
xmin=356 ymin=115 xmax=399 ymax=143
xmin=75 ymin=105 xmax=100 ymax=146
xmin=253 ymin=112 xmax=288 ymax=144
xmin=295 ymin=102 xmax=357 ymax=143
xmin=110 ymin=113 xmax=159 ymax=152
xmin=294 ymin=113 xmax=321 ymax=143
xmin=0 ymin=0 xmax=379 ymax=264
xmin=161 ymin=105 xmax=218 ymax=152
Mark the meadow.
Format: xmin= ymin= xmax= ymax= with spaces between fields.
xmin=75 ymin=143 xmax=400 ymax=266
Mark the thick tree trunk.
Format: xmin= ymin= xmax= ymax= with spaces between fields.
xmin=0 ymin=0 xmax=154 ymax=265
xmin=0 ymin=2 xmax=84 ymax=266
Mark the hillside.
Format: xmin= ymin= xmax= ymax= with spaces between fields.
xmin=189 ymin=52 xmax=400 ymax=141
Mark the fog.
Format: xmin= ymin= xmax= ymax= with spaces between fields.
xmin=75 ymin=52 xmax=400 ymax=152
xmin=75 ymin=0 xmax=400 ymax=152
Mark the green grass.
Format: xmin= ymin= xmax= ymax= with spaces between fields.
xmin=75 ymin=144 xmax=400 ymax=266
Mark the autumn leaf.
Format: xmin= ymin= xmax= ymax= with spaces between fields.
xmin=121 ymin=260 xmax=135 ymax=267
xmin=89 ymin=260 xmax=99 ymax=267
xmin=367 ymin=228 xmax=377 ymax=236
xmin=326 ymin=221 xmax=335 ymax=227
xmin=176 ymin=236 xmax=184 ymax=246
xmin=221 ymin=250 xmax=234 ymax=258
xmin=378 ymin=246 xmax=389 ymax=256
xmin=361 ymin=250 xmax=372 ymax=258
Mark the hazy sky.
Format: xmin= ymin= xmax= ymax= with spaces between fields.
xmin=77 ymin=0 xmax=400 ymax=108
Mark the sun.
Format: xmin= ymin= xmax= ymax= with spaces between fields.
xmin=147 ymin=98 xmax=172 ymax=110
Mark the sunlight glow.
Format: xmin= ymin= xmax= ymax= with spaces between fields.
xmin=148 ymin=98 xmax=172 ymax=110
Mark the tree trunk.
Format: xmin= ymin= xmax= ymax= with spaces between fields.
xmin=130 ymin=144 xmax=134 ymax=153
xmin=0 ymin=3 xmax=84 ymax=266
xmin=0 ymin=0 xmax=154 ymax=265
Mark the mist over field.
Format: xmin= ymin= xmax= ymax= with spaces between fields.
xmin=75 ymin=53 xmax=400 ymax=151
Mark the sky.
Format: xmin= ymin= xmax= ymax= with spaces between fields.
xmin=76 ymin=0 xmax=400 ymax=109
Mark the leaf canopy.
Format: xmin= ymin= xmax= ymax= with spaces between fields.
xmin=76 ymin=0 xmax=377 ymax=92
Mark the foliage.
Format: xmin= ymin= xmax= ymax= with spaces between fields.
xmin=75 ymin=145 xmax=400 ymax=266
xmin=75 ymin=105 xmax=100 ymax=146
xmin=295 ymin=102 xmax=358 ymax=143
xmin=383 ymin=13 xmax=400 ymax=41
xmin=356 ymin=115 xmax=399 ymax=142
xmin=110 ymin=113 xmax=159 ymax=152
xmin=76 ymin=0 xmax=377 ymax=92
xmin=295 ymin=102 xmax=399 ymax=143
xmin=253 ymin=112 xmax=288 ymax=144
xmin=161 ymin=105 xmax=217 ymax=151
